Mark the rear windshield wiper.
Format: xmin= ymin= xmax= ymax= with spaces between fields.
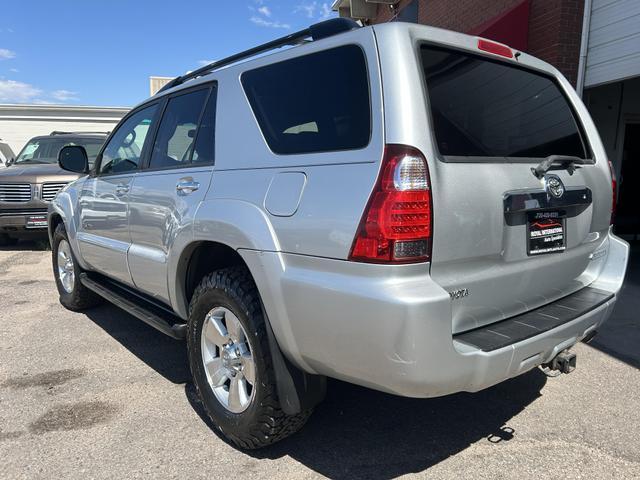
xmin=531 ymin=155 xmax=587 ymax=179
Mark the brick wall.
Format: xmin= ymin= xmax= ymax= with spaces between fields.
xmin=371 ymin=0 xmax=585 ymax=85
xmin=528 ymin=0 xmax=584 ymax=85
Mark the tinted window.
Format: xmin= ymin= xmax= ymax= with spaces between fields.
xmin=99 ymin=105 xmax=158 ymax=174
xmin=149 ymin=88 xmax=209 ymax=169
xmin=242 ymin=45 xmax=370 ymax=155
xmin=192 ymin=88 xmax=217 ymax=165
xmin=421 ymin=46 xmax=588 ymax=159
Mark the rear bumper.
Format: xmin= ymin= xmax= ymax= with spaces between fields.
xmin=242 ymin=231 xmax=629 ymax=398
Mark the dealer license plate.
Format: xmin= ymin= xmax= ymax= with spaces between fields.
xmin=527 ymin=211 xmax=565 ymax=256
xmin=25 ymin=214 xmax=48 ymax=229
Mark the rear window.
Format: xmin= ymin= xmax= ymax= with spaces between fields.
xmin=421 ymin=45 xmax=588 ymax=160
xmin=242 ymin=45 xmax=371 ymax=155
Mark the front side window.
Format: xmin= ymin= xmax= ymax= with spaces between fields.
xmin=149 ymin=88 xmax=209 ymax=169
xmin=241 ymin=45 xmax=371 ymax=155
xmin=421 ymin=45 xmax=588 ymax=160
xmin=99 ymin=104 xmax=158 ymax=175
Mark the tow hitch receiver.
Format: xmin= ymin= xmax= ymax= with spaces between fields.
xmin=543 ymin=350 xmax=577 ymax=374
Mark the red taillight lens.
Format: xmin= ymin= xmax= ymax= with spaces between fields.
xmin=608 ymin=160 xmax=617 ymax=225
xmin=477 ymin=38 xmax=514 ymax=59
xmin=349 ymin=145 xmax=432 ymax=263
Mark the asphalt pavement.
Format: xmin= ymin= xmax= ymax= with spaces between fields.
xmin=0 ymin=241 xmax=638 ymax=479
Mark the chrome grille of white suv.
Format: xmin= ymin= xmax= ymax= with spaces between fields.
xmin=0 ymin=183 xmax=32 ymax=202
xmin=42 ymin=182 xmax=68 ymax=201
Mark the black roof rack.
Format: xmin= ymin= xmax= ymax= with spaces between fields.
xmin=50 ymin=131 xmax=110 ymax=136
xmin=158 ymin=18 xmax=360 ymax=94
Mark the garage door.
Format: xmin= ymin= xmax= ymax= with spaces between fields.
xmin=585 ymin=0 xmax=640 ymax=88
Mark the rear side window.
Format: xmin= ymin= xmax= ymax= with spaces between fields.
xmin=149 ymin=88 xmax=209 ymax=169
xmin=242 ymin=45 xmax=370 ymax=155
xmin=192 ymin=88 xmax=217 ymax=165
xmin=421 ymin=45 xmax=588 ymax=160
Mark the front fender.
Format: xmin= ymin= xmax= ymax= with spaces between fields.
xmin=48 ymin=180 xmax=89 ymax=270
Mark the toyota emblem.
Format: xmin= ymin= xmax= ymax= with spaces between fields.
xmin=544 ymin=174 xmax=565 ymax=199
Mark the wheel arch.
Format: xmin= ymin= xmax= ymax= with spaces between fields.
xmin=176 ymin=240 xmax=247 ymax=317
xmin=170 ymin=198 xmax=281 ymax=319
xmin=48 ymin=211 xmax=64 ymax=243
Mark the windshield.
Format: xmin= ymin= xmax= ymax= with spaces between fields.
xmin=421 ymin=45 xmax=588 ymax=160
xmin=15 ymin=137 xmax=104 ymax=166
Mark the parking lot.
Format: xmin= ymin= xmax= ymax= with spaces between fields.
xmin=0 ymin=242 xmax=638 ymax=479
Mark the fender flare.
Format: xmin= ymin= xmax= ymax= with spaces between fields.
xmin=48 ymin=188 xmax=91 ymax=271
xmin=168 ymin=198 xmax=281 ymax=319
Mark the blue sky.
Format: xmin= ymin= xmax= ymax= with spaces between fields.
xmin=0 ymin=0 xmax=335 ymax=107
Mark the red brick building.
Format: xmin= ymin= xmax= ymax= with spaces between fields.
xmin=333 ymin=0 xmax=640 ymax=236
xmin=333 ymin=0 xmax=586 ymax=86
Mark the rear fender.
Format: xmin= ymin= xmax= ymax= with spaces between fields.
xmin=169 ymin=199 xmax=281 ymax=320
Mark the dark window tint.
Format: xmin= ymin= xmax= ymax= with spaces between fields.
xmin=99 ymin=104 xmax=158 ymax=175
xmin=192 ymin=87 xmax=216 ymax=165
xmin=242 ymin=45 xmax=370 ymax=155
xmin=149 ymin=88 xmax=209 ymax=169
xmin=421 ymin=46 xmax=588 ymax=159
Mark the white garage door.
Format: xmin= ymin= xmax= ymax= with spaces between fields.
xmin=585 ymin=0 xmax=640 ymax=88
xmin=0 ymin=105 xmax=128 ymax=154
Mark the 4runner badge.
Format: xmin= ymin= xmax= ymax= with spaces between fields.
xmin=449 ymin=288 xmax=469 ymax=300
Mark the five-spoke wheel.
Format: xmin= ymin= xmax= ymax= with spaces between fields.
xmin=201 ymin=306 xmax=256 ymax=413
xmin=56 ymin=239 xmax=75 ymax=294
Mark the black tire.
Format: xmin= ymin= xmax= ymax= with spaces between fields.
xmin=187 ymin=266 xmax=311 ymax=449
xmin=52 ymin=224 xmax=102 ymax=311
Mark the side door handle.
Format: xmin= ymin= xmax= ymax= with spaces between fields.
xmin=115 ymin=183 xmax=129 ymax=196
xmin=176 ymin=179 xmax=200 ymax=196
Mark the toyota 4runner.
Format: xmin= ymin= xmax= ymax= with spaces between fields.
xmin=49 ymin=19 xmax=629 ymax=449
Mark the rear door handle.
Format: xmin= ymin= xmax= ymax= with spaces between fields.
xmin=176 ymin=179 xmax=200 ymax=195
xmin=115 ymin=183 xmax=129 ymax=196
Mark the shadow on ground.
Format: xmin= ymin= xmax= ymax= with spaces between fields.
xmin=588 ymin=241 xmax=640 ymax=369
xmin=0 ymin=237 xmax=50 ymax=252
xmin=84 ymin=305 xmax=191 ymax=384
xmin=84 ymin=302 xmax=546 ymax=480
xmin=193 ymin=371 xmax=545 ymax=480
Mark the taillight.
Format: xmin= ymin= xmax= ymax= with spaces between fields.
xmin=477 ymin=38 xmax=514 ymax=59
xmin=608 ymin=160 xmax=617 ymax=225
xmin=349 ymin=145 xmax=432 ymax=263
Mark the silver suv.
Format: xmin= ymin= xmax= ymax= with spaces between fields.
xmin=49 ymin=19 xmax=629 ymax=449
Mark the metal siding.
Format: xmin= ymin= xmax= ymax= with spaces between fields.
xmin=0 ymin=105 xmax=128 ymax=152
xmin=585 ymin=0 xmax=640 ymax=87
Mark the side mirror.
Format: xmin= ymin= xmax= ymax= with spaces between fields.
xmin=58 ymin=145 xmax=89 ymax=174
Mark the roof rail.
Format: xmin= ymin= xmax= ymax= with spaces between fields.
xmin=158 ymin=17 xmax=360 ymax=94
xmin=50 ymin=131 xmax=110 ymax=136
